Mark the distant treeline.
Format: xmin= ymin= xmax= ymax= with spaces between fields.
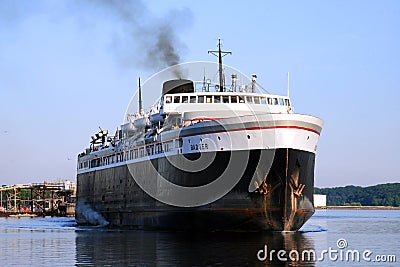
xmin=315 ymin=183 xmax=400 ymax=207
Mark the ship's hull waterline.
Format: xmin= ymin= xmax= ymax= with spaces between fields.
xmin=76 ymin=148 xmax=315 ymax=231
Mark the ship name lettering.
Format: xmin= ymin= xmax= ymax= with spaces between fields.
xmin=190 ymin=143 xmax=208 ymax=151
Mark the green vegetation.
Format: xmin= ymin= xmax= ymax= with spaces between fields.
xmin=315 ymin=183 xmax=400 ymax=207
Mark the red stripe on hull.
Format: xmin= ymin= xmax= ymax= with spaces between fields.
xmin=180 ymin=125 xmax=320 ymax=138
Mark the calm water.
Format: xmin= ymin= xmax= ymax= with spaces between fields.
xmin=0 ymin=210 xmax=399 ymax=266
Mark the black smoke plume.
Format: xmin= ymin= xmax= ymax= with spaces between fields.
xmin=89 ymin=0 xmax=193 ymax=74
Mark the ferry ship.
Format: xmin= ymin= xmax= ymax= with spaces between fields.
xmin=76 ymin=41 xmax=323 ymax=231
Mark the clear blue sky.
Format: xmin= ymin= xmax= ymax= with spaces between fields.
xmin=0 ymin=0 xmax=399 ymax=187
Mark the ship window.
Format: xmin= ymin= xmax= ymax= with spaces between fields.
xmin=223 ymin=96 xmax=229 ymax=103
xmin=139 ymin=148 xmax=144 ymax=157
xmin=198 ymin=95 xmax=204 ymax=103
xmin=254 ymin=96 xmax=260 ymax=104
xmin=246 ymin=96 xmax=253 ymax=103
xmin=190 ymin=96 xmax=196 ymax=103
xmin=165 ymin=96 xmax=172 ymax=104
xmin=206 ymin=96 xmax=212 ymax=103
xmin=261 ymin=97 xmax=267 ymax=104
xmin=174 ymin=96 xmax=180 ymax=103
xmin=267 ymin=97 xmax=272 ymax=105
xmin=279 ymin=98 xmax=285 ymax=105
xmin=157 ymin=144 xmax=163 ymax=154
xmin=134 ymin=149 xmax=138 ymax=158
xmin=91 ymin=159 xmax=101 ymax=168
xmin=238 ymin=96 xmax=245 ymax=103
xmin=214 ymin=95 xmax=221 ymax=103
xmin=230 ymin=96 xmax=238 ymax=103
xmin=165 ymin=141 xmax=173 ymax=151
xmin=174 ymin=138 xmax=183 ymax=148
xmin=273 ymin=98 xmax=278 ymax=105
xmin=182 ymin=96 xmax=188 ymax=103
xmin=285 ymin=99 xmax=290 ymax=106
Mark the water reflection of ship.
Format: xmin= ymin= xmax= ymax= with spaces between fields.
xmin=75 ymin=230 xmax=315 ymax=266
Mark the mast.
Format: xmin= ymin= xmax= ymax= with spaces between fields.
xmin=208 ymin=38 xmax=231 ymax=92
xmin=138 ymin=77 xmax=143 ymax=114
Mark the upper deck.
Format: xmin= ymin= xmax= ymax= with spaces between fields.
xmin=162 ymin=87 xmax=292 ymax=115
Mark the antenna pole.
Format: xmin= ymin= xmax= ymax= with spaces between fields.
xmin=208 ymin=38 xmax=231 ymax=92
xmin=218 ymin=40 xmax=223 ymax=91
xmin=138 ymin=77 xmax=143 ymax=114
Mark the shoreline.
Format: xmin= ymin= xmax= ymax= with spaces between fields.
xmin=316 ymin=206 xmax=400 ymax=210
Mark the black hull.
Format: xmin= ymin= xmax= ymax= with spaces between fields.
xmin=76 ymin=148 xmax=315 ymax=231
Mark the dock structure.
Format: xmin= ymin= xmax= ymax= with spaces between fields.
xmin=0 ymin=180 xmax=76 ymax=217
